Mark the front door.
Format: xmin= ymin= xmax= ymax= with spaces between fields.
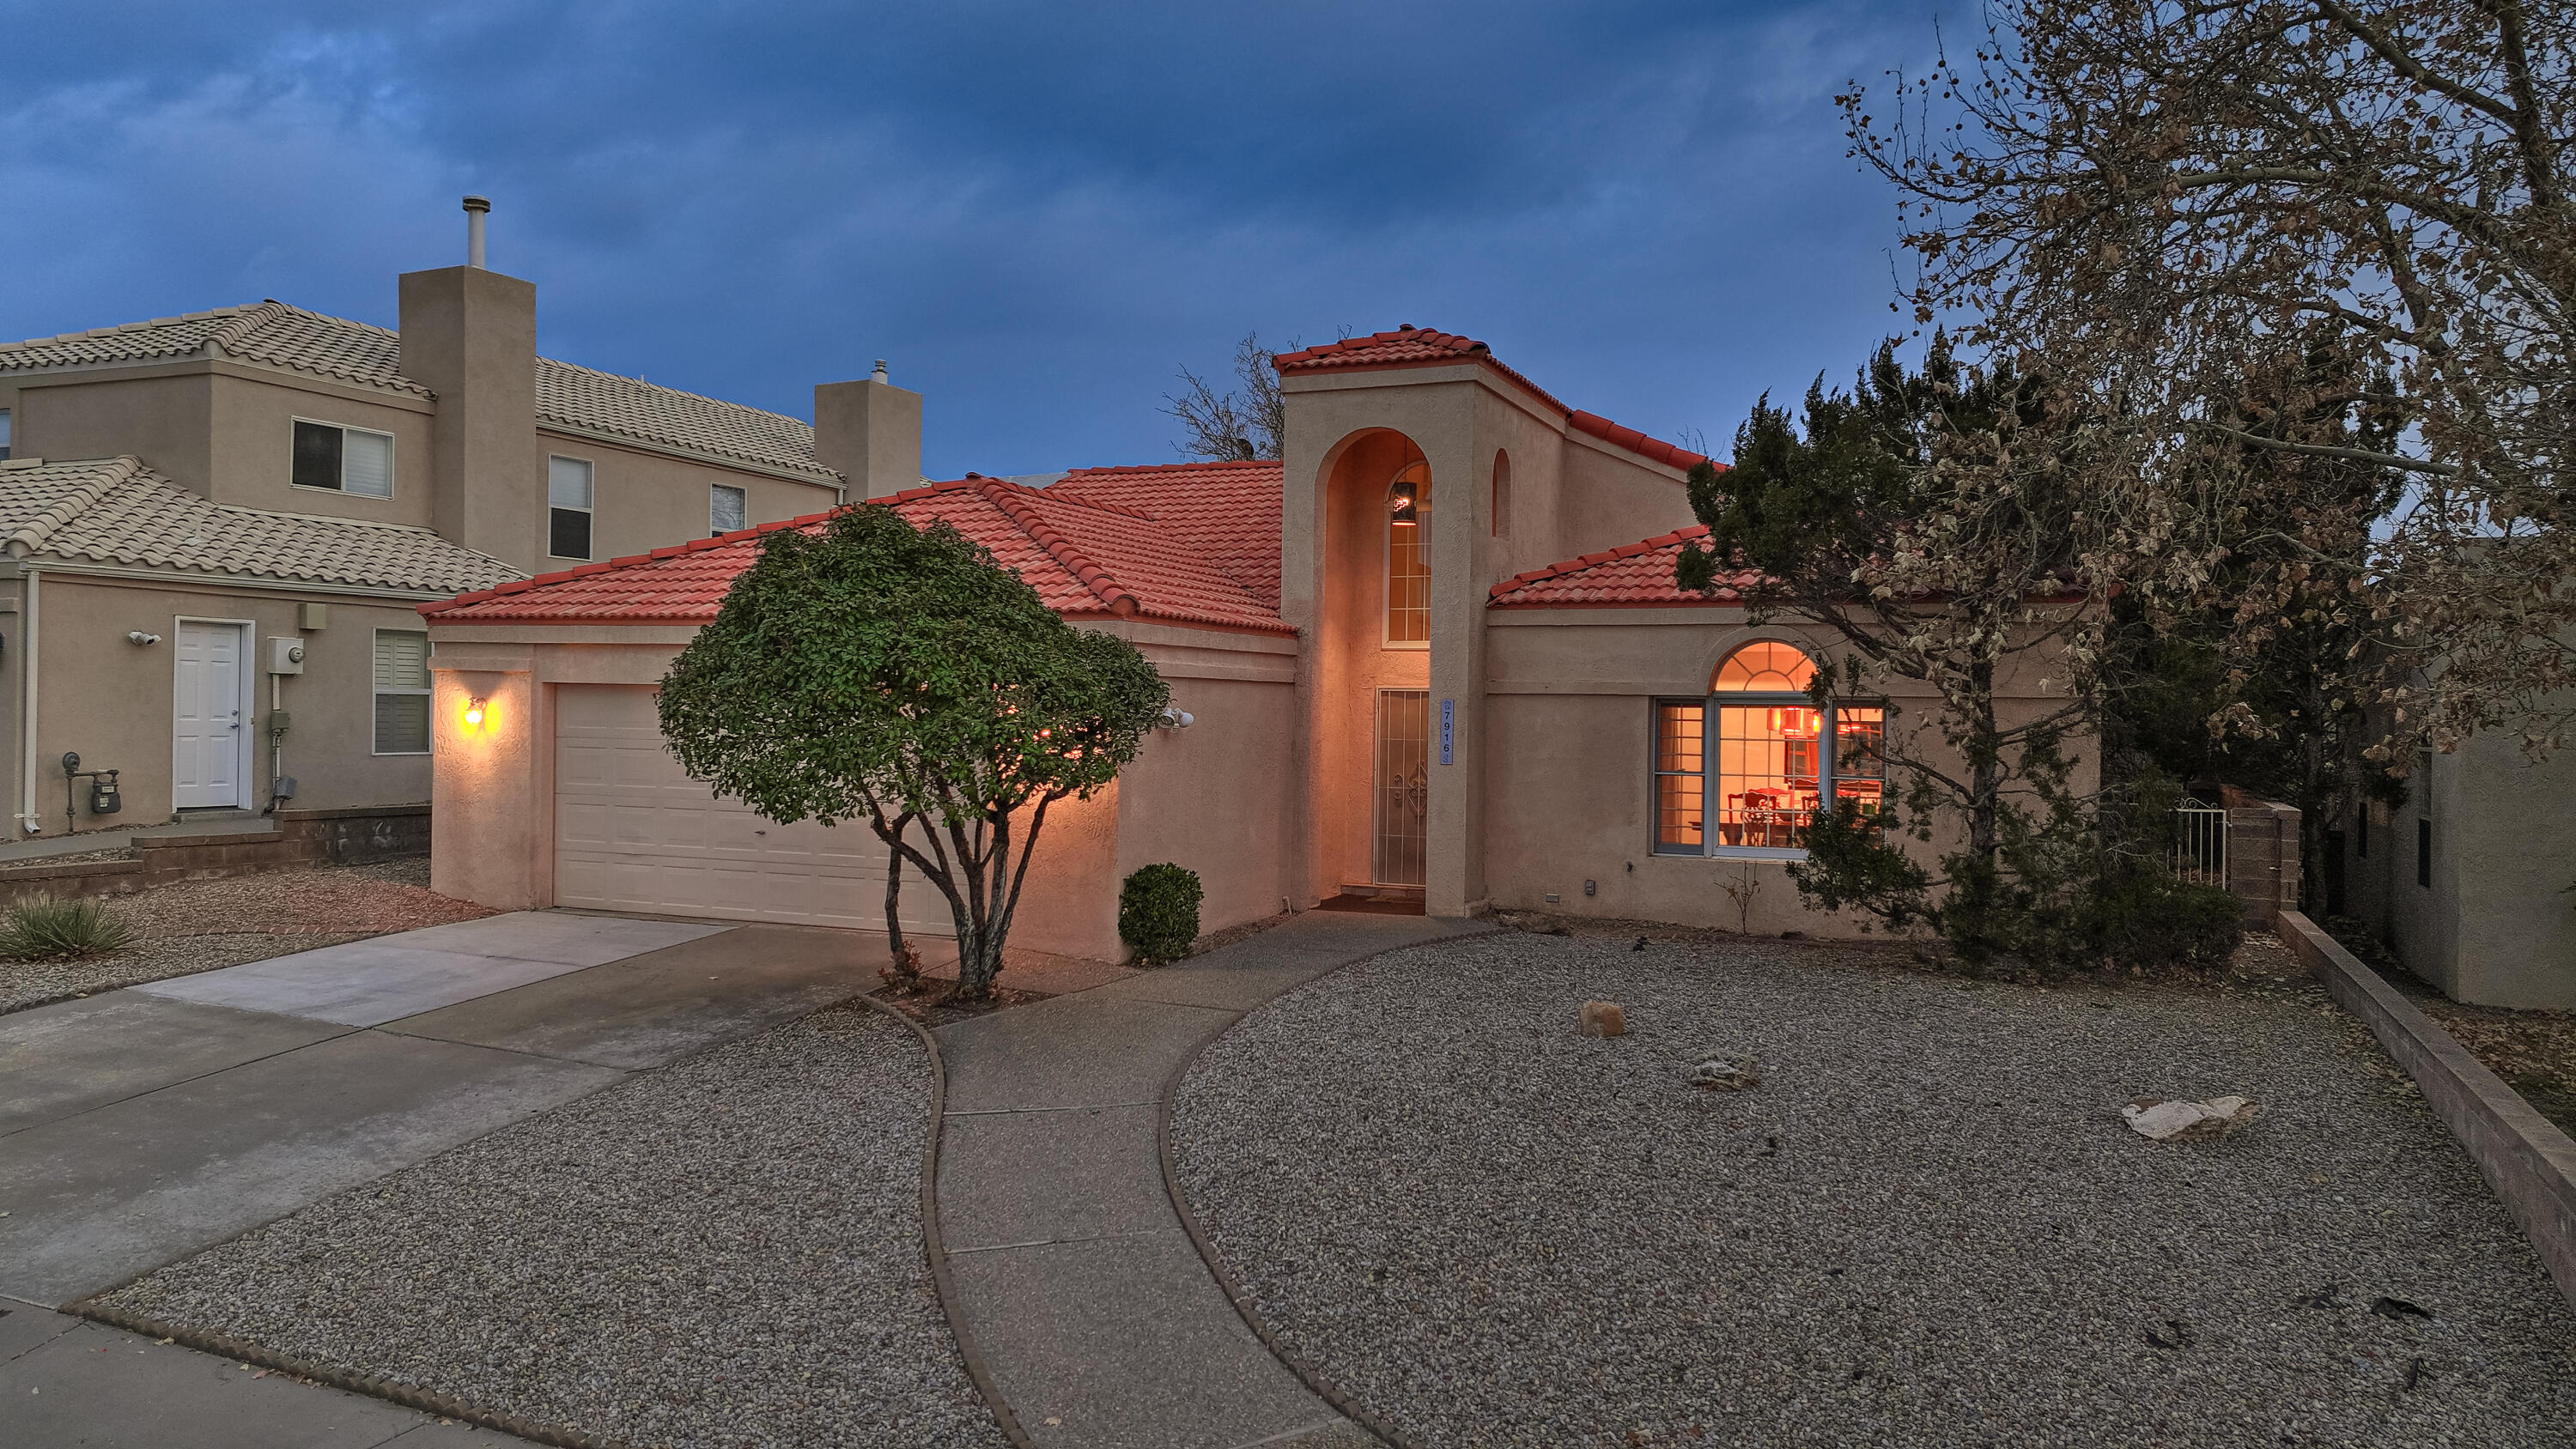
xmin=173 ymin=621 xmax=246 ymax=809
xmin=1373 ymin=689 xmax=1429 ymax=887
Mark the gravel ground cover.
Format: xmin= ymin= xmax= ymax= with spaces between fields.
xmin=94 ymin=1004 xmax=1008 ymax=1449
xmin=2317 ymin=919 xmax=2576 ymax=1137
xmin=1172 ymin=931 xmax=2576 ymax=1448
xmin=0 ymin=856 xmax=487 ymax=1013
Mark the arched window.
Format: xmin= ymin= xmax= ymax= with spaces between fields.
xmin=1490 ymin=450 xmax=1511 ymax=538
xmin=1386 ymin=462 xmax=1431 ymax=646
xmin=1652 ymin=641 xmax=1885 ymax=856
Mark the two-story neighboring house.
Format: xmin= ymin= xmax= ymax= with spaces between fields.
xmin=0 ymin=198 xmax=921 ymax=839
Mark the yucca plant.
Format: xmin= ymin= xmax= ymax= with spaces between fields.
xmin=0 ymin=894 xmax=136 ymax=961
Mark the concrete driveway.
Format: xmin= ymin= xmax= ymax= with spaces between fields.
xmin=0 ymin=911 xmax=873 ymax=1309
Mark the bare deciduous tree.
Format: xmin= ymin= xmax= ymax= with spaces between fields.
xmin=1163 ymin=331 xmax=1289 ymax=461
xmin=1844 ymin=0 xmax=2575 ymax=762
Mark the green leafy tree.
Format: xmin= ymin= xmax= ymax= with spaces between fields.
xmin=658 ymin=506 xmax=1170 ymax=999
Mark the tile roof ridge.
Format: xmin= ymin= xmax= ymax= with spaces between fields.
xmin=536 ymin=355 xmax=816 ymax=428
xmin=975 ymin=480 xmax=1141 ymax=617
xmin=1566 ymin=410 xmax=1712 ymax=471
xmin=1058 ymin=458 xmax=1282 ymax=476
xmin=1487 ymin=523 xmax=1711 ymax=598
xmin=4 ymin=456 xmax=146 ymax=559
xmin=0 ymin=306 xmax=263 ymax=355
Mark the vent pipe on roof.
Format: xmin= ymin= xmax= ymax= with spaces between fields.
xmin=462 ymin=195 xmax=491 ymax=269
xmin=872 ymin=360 xmax=889 ymax=382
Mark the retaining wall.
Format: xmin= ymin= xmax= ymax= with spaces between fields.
xmin=2280 ymin=908 xmax=2576 ymax=1313
xmin=0 ymin=804 xmax=428 ymax=906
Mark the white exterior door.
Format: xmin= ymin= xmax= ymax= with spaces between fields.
xmin=552 ymin=684 xmax=950 ymax=933
xmin=173 ymin=622 xmax=246 ymax=809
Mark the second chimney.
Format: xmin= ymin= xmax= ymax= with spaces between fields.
xmin=815 ymin=361 xmax=923 ymax=501
xmin=463 ymin=195 xmax=491 ymax=269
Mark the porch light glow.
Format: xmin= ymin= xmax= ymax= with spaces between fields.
xmin=1388 ymin=482 xmax=1419 ymax=526
xmin=464 ymin=696 xmax=489 ymax=729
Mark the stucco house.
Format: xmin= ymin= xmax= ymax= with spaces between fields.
xmin=0 ymin=199 xmax=915 ymax=839
xmin=422 ymin=325 xmax=2069 ymax=957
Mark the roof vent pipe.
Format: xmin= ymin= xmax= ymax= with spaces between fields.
xmin=462 ymin=195 xmax=491 ymax=269
xmin=872 ymin=360 xmax=889 ymax=382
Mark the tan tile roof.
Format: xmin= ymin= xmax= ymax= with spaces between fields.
xmin=0 ymin=457 xmax=522 ymax=597
xmin=0 ymin=301 xmax=837 ymax=481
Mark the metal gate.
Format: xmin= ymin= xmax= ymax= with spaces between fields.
xmin=2173 ymin=797 xmax=2229 ymax=887
xmin=1373 ymin=689 xmax=1430 ymax=887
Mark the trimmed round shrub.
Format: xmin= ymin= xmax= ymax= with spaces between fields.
xmin=1119 ymin=864 xmax=1203 ymax=967
xmin=0 ymin=894 xmax=136 ymax=961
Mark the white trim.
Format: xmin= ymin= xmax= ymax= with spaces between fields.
xmin=172 ymin=615 xmax=258 ymax=810
xmin=289 ymin=415 xmax=398 ymax=500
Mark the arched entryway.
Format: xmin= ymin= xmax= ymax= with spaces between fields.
xmin=1315 ymin=429 xmax=1434 ymax=898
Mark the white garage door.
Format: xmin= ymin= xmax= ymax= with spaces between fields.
xmin=553 ymin=685 xmax=950 ymax=933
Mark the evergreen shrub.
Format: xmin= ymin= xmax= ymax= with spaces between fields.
xmin=1120 ymin=864 xmax=1203 ymax=967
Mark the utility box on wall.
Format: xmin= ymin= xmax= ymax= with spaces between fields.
xmin=268 ymin=637 xmax=307 ymax=675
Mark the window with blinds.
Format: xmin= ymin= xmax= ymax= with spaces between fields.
xmin=549 ymin=456 xmax=595 ymax=559
xmin=373 ymin=629 xmax=431 ymax=755
xmin=291 ymin=420 xmax=394 ymax=498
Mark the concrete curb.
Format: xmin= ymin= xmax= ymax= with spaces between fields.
xmin=63 ymin=1298 xmax=625 ymax=1449
xmin=1155 ymin=925 xmax=1500 ymax=1449
xmin=2280 ymin=909 xmax=2576 ymax=1313
xmin=854 ymin=991 xmax=1041 ymax=1449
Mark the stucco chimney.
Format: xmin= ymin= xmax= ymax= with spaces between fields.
xmin=462 ymin=195 xmax=491 ymax=268
xmin=400 ymin=248 xmax=538 ymax=569
xmin=815 ymin=362 xmax=923 ymax=500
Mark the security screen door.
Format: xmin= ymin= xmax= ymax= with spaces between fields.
xmin=1374 ymin=689 xmax=1430 ymax=887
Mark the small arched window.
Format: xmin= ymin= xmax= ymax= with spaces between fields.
xmin=1386 ymin=462 xmax=1431 ymax=646
xmin=1652 ymin=640 xmax=1884 ymax=857
xmin=1490 ymin=450 xmax=1511 ymax=538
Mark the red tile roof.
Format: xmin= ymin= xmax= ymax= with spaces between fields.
xmin=1486 ymin=524 xmax=1765 ymax=609
xmin=1273 ymin=325 xmax=1710 ymax=473
xmin=422 ymin=476 xmax=1294 ymax=634
xmin=1048 ymin=458 xmax=1283 ymax=609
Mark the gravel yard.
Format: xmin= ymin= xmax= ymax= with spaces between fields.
xmin=0 ymin=856 xmax=487 ymax=1013
xmin=1172 ymin=931 xmax=2576 ymax=1448
xmin=93 ymin=1003 xmax=1008 ymax=1449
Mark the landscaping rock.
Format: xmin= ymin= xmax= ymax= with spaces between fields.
xmin=1578 ymin=999 xmax=1625 ymax=1036
xmin=1686 ymin=1050 xmax=1762 ymax=1091
xmin=2122 ymin=1094 xmax=2258 ymax=1141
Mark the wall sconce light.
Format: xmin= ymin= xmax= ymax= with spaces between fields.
xmin=1388 ymin=484 xmax=1419 ymax=527
xmin=464 ymin=696 xmax=489 ymax=729
xmin=1157 ymin=707 xmax=1195 ymax=731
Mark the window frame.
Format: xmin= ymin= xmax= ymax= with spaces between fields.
xmin=709 ymin=482 xmax=747 ymax=536
xmin=547 ymin=454 xmax=596 ymax=561
xmin=289 ymin=417 xmax=397 ymax=499
xmin=1649 ymin=645 xmax=1883 ymax=862
xmin=1382 ymin=463 xmax=1431 ymax=650
xmin=371 ymin=627 xmax=433 ymax=757
xmin=0 ymin=406 xmax=12 ymax=461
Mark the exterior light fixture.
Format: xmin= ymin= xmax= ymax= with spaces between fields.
xmin=1388 ymin=483 xmax=1419 ymax=527
xmin=464 ymin=696 xmax=489 ymax=729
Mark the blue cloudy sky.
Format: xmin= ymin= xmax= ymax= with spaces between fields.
xmin=3 ymin=2 xmax=1950 ymax=478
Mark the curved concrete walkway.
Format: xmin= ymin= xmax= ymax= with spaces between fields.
xmin=933 ymin=911 xmax=1490 ymax=1449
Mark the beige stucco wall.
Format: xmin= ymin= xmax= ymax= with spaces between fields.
xmin=1280 ymin=361 xmax=1710 ymax=916
xmin=2347 ymin=698 xmax=2576 ymax=1009
xmin=1480 ymin=607 xmax=2088 ymax=937
xmin=533 ymin=430 xmax=840 ymax=567
xmin=427 ymin=620 xmax=1297 ymax=961
xmin=4 ymin=569 xmax=434 ymax=834
xmin=11 ymin=371 xmax=218 ymax=494
xmin=204 ymin=371 xmax=439 ymax=524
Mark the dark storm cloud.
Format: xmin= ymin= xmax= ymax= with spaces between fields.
xmin=0 ymin=2 xmax=1945 ymax=476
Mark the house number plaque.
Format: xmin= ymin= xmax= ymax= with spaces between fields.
xmin=1439 ymin=699 xmax=1454 ymax=765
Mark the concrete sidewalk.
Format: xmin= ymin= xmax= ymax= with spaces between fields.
xmin=933 ymin=911 xmax=1491 ymax=1449
xmin=2 ymin=1298 xmax=537 ymax=1447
